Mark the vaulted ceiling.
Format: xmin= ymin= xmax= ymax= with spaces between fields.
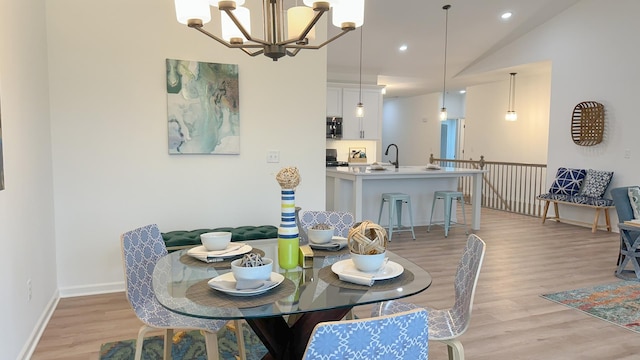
xmin=326 ymin=0 xmax=581 ymax=97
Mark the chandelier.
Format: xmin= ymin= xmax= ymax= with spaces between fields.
xmin=174 ymin=0 xmax=365 ymax=61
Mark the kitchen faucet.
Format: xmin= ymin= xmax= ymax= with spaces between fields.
xmin=385 ymin=144 xmax=399 ymax=168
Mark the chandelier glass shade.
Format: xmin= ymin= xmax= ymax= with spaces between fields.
xmin=174 ymin=0 xmax=365 ymax=61
xmin=505 ymin=72 xmax=518 ymax=121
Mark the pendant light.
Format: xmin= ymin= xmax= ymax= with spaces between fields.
xmin=440 ymin=4 xmax=451 ymax=122
xmin=505 ymin=72 xmax=518 ymax=121
xmin=356 ymin=26 xmax=364 ymax=118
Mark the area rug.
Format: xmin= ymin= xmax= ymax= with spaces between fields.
xmin=541 ymin=280 xmax=640 ymax=333
xmin=100 ymin=322 xmax=267 ymax=360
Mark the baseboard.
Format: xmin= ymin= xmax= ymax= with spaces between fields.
xmin=59 ymin=281 xmax=125 ymax=298
xmin=18 ymin=290 xmax=60 ymax=360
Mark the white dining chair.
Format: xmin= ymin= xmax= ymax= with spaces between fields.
xmin=302 ymin=308 xmax=429 ymax=360
xmin=121 ymin=223 xmax=246 ymax=360
xmin=371 ymin=234 xmax=486 ymax=360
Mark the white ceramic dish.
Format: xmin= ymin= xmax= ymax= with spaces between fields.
xmin=309 ymin=236 xmax=348 ymax=250
xmin=331 ymin=259 xmax=404 ymax=281
xmin=208 ymin=272 xmax=284 ymax=296
xmin=200 ymin=231 xmax=232 ymax=250
xmin=231 ymin=257 xmax=273 ymax=281
xmin=307 ymin=227 xmax=335 ymax=244
xmin=187 ymin=244 xmax=252 ymax=259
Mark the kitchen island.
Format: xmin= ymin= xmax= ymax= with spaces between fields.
xmin=326 ymin=166 xmax=487 ymax=230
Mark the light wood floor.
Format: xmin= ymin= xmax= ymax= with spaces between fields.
xmin=31 ymin=209 xmax=640 ymax=360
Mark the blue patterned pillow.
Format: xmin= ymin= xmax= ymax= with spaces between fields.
xmin=549 ymin=167 xmax=586 ymax=195
xmin=578 ymin=169 xmax=613 ymax=198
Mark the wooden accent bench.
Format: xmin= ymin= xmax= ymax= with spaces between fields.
xmin=537 ymin=193 xmax=615 ymax=233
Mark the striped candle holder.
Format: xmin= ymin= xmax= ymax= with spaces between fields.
xmin=278 ymin=189 xmax=299 ymax=269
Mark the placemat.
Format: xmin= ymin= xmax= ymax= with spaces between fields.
xmin=309 ymin=246 xmax=350 ymax=257
xmin=180 ymin=248 xmax=266 ymax=269
xmin=186 ymin=277 xmax=296 ymax=308
xmin=317 ymin=264 xmax=414 ymax=291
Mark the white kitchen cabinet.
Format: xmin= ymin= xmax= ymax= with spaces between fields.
xmin=341 ymin=88 xmax=382 ymax=140
xmin=326 ymin=87 xmax=342 ymax=117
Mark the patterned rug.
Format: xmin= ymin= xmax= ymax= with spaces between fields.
xmin=541 ymin=280 xmax=640 ymax=333
xmin=100 ymin=322 xmax=267 ymax=360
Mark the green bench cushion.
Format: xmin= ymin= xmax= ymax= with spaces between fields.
xmin=162 ymin=225 xmax=278 ymax=249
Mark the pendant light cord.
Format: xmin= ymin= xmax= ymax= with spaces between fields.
xmin=442 ymin=5 xmax=451 ymax=109
xmin=359 ymin=26 xmax=363 ymax=103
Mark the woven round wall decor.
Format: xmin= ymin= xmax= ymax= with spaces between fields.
xmin=571 ymin=101 xmax=604 ymax=146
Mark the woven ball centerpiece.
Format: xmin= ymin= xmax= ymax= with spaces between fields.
xmin=276 ymin=167 xmax=301 ymax=190
xmin=347 ymin=220 xmax=388 ymax=255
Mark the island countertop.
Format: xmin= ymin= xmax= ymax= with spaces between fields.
xmin=326 ymin=165 xmax=485 ymax=178
xmin=326 ymin=166 xmax=486 ymax=230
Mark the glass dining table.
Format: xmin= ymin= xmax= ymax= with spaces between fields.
xmin=152 ymin=238 xmax=432 ymax=360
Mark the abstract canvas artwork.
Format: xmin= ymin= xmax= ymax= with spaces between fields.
xmin=166 ymin=59 xmax=240 ymax=154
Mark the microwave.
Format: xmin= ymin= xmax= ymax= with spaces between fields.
xmin=326 ymin=116 xmax=343 ymax=139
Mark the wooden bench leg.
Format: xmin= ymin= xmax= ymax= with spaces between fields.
xmin=541 ymin=200 xmax=550 ymax=224
xmin=592 ymin=208 xmax=601 ymax=233
xmin=552 ymin=202 xmax=560 ymax=222
xmin=605 ymin=208 xmax=612 ymax=232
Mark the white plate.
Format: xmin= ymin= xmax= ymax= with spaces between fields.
xmin=207 ymin=272 xmax=284 ymax=296
xmin=188 ymin=244 xmax=253 ymax=259
xmin=331 ymin=259 xmax=404 ymax=281
xmin=309 ymin=236 xmax=348 ymax=250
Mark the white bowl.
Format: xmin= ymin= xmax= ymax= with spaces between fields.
xmin=200 ymin=231 xmax=232 ymax=251
xmin=307 ymin=227 xmax=335 ymax=244
xmin=231 ymin=258 xmax=273 ymax=281
xmin=350 ymin=251 xmax=387 ymax=272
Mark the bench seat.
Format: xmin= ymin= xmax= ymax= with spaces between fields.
xmin=162 ymin=225 xmax=278 ymax=251
xmin=537 ymin=193 xmax=615 ymax=233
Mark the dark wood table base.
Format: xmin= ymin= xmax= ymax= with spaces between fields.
xmin=246 ymin=307 xmax=353 ymax=360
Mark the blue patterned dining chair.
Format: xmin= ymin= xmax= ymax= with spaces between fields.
xmin=302 ymin=308 xmax=429 ymax=360
xmin=121 ymin=224 xmax=246 ymax=360
xmin=300 ymin=210 xmax=355 ymax=238
xmin=371 ymin=234 xmax=486 ymax=360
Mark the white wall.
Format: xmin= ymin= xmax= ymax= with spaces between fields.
xmin=464 ymin=69 xmax=550 ymax=163
xmin=0 ymin=0 xmax=58 ymax=358
xmin=46 ymin=0 xmax=327 ymax=295
xmin=381 ymin=91 xmax=467 ymax=166
xmin=464 ymin=0 xmax=640 ymax=226
xmin=3 ymin=0 xmax=327 ymax=356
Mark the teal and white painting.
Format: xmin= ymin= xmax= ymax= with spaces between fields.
xmin=166 ymin=59 xmax=240 ymax=154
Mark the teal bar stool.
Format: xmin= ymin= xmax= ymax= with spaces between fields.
xmin=428 ymin=190 xmax=469 ymax=237
xmin=378 ymin=192 xmax=416 ymax=241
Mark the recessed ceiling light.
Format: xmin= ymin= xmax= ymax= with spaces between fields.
xmin=501 ymin=12 xmax=513 ymax=20
xmin=399 ymin=44 xmax=408 ymax=52
xmin=459 ymin=90 xmax=466 ymax=94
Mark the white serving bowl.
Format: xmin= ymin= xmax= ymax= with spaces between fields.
xmin=307 ymin=227 xmax=335 ymax=244
xmin=200 ymin=231 xmax=232 ymax=251
xmin=231 ymin=258 xmax=273 ymax=281
xmin=350 ymin=251 xmax=387 ymax=272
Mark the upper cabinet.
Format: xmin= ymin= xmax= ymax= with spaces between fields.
xmin=326 ymin=87 xmax=342 ymax=117
xmin=326 ymin=83 xmax=383 ymax=140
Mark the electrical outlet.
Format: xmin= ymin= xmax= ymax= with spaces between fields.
xmin=267 ymin=150 xmax=280 ymax=163
xmin=625 ymin=149 xmax=631 ymax=159
xmin=27 ymin=279 xmax=32 ymax=301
